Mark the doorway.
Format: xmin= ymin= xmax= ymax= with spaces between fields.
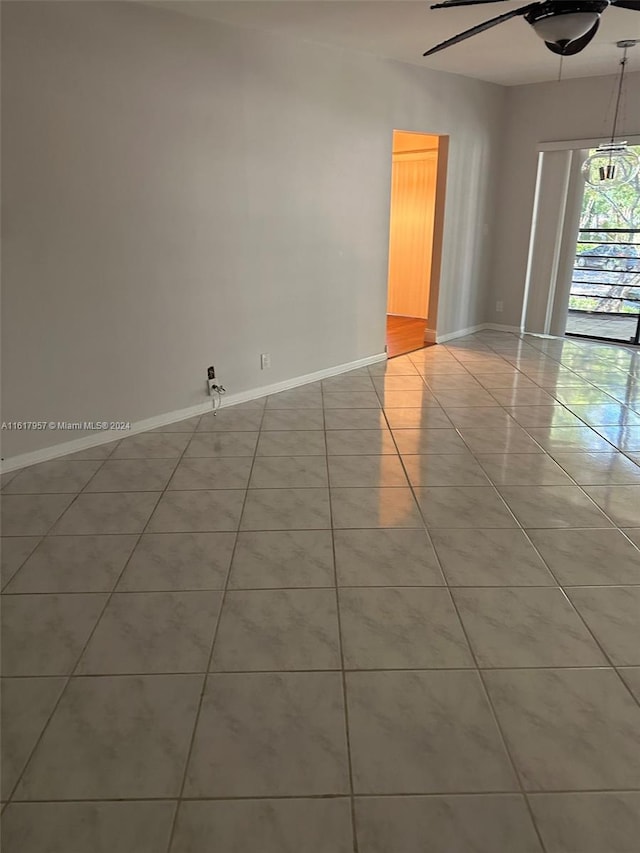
xmin=565 ymin=144 xmax=640 ymax=345
xmin=386 ymin=130 xmax=444 ymax=357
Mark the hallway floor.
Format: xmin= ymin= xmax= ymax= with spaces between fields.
xmin=2 ymin=330 xmax=640 ymax=852
xmin=386 ymin=314 xmax=428 ymax=357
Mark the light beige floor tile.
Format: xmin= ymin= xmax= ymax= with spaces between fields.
xmin=619 ymin=667 xmax=640 ymax=702
xmin=172 ymin=799 xmax=353 ymax=853
xmin=185 ymin=431 xmax=259 ymax=458
xmin=430 ymin=528 xmax=555 ymax=586
xmin=4 ymin=460 xmax=102 ymax=494
xmin=1 ymin=536 xmax=41 ymax=588
xmin=526 ymin=427 xmax=614 ymax=454
xmin=261 ymin=409 xmax=325 ymax=430
xmin=383 ymin=408 xmax=452 ymax=429
xmin=118 ymin=531 xmax=234 ymax=591
xmin=1 ymin=802 xmax=176 ymax=853
xmin=414 ymin=487 xmax=518 ymax=529
xmin=112 ymin=433 xmax=190 ymax=459
xmin=197 ymin=409 xmax=263 ymax=431
xmin=476 ymin=453 xmax=573 ymax=486
xmin=529 ymin=792 xmax=640 ymax=853
xmin=167 ymin=456 xmax=252 ymax=490
xmin=266 ymin=387 xmax=323 ymax=409
xmin=355 ymin=795 xmax=543 ymax=853
xmin=15 ymin=674 xmax=202 ymax=799
xmin=241 ymin=488 xmax=331 ymax=530
xmin=229 ymin=530 xmax=334 ymax=589
xmin=2 ymin=494 xmax=75 ymax=536
xmin=485 ymin=668 xmax=640 ymax=790
xmin=346 ymin=670 xmax=517 ymax=793
xmin=527 ymin=529 xmax=640 ymax=585
xmin=184 ymin=672 xmax=349 ymax=797
xmin=459 ymin=426 xmax=544 ymax=454
xmin=506 ymin=405 xmax=583 ymax=428
xmin=552 ymin=451 xmax=640 ymax=485
xmin=85 ymin=459 xmax=177 ymax=492
xmin=403 ymin=452 xmax=490 ymax=487
xmin=256 ymin=430 xmax=326 ymax=457
xmin=330 ymin=487 xmax=422 ymax=528
xmin=453 ymin=587 xmax=606 ymax=667
xmin=211 ymin=589 xmax=340 ymax=671
xmin=325 ymin=429 xmax=396 ymax=455
xmin=334 ymin=528 xmax=443 ymax=586
xmin=378 ymin=389 xmax=440 ymax=408
xmin=77 ymin=591 xmax=222 ymax=674
xmin=250 ymin=456 xmax=328 ymax=488
xmin=498 ymin=486 xmax=613 ymax=529
xmin=567 ymin=586 xmax=640 ymax=665
xmin=339 ymin=587 xmax=472 ymax=669
xmin=328 ymin=455 xmax=408 ymax=487
xmin=1 ymin=677 xmax=67 ymax=799
xmin=148 ymin=490 xmax=244 ymax=532
xmin=445 ymin=407 xmax=515 ymax=429
xmin=323 ymin=409 xmax=386 ymax=430
xmin=2 ymin=593 xmax=108 ymax=675
xmin=392 ymin=428 xmax=468 ymax=455
xmin=5 ymin=534 xmax=137 ymax=593
xmin=52 ymin=492 xmax=159 ymax=535
xmin=583 ymin=485 xmax=640 ymax=527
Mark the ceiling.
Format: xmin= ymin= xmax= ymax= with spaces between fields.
xmin=149 ymin=1 xmax=640 ymax=85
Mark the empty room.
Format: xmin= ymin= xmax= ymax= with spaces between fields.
xmin=1 ymin=2 xmax=640 ymax=851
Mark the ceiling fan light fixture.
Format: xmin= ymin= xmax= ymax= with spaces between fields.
xmin=530 ymin=11 xmax=599 ymax=46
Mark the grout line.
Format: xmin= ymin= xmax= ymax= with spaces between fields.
xmin=2 ymin=331 xmax=640 ymax=844
xmin=1 ymin=453 xmax=120 ymax=590
xmin=7 ymin=786 xmax=640 ymax=805
xmin=377 ymin=371 xmax=551 ymax=852
xmin=454 ymin=335 xmax=640 ymax=712
xmin=5 ymin=580 xmax=640 ymax=597
xmin=415 ymin=332 xmax=640 ymax=849
xmin=164 ymin=402 xmax=265 ymax=853
xmin=0 ymin=664 xmax=634 ymax=678
xmin=322 ymin=373 xmax=360 ymax=853
xmin=3 ymin=419 xmax=202 ymax=806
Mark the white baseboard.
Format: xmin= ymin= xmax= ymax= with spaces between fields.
xmin=484 ymin=323 xmax=522 ymax=334
xmin=436 ymin=322 xmax=522 ymax=344
xmin=1 ymin=351 xmax=387 ymax=473
xmin=436 ymin=323 xmax=486 ymax=343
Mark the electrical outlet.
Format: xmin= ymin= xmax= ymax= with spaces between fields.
xmin=496 ymin=300 xmax=504 ymax=313
xmin=260 ymin=353 xmax=271 ymax=370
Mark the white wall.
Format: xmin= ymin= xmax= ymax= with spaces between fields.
xmin=488 ymin=71 xmax=640 ymax=328
xmin=1 ymin=1 xmax=505 ymax=459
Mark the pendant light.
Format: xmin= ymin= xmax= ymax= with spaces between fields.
xmin=581 ymin=40 xmax=639 ymax=189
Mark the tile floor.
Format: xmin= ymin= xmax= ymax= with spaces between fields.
xmin=565 ymin=311 xmax=639 ymax=342
xmin=2 ymin=330 xmax=640 ymax=852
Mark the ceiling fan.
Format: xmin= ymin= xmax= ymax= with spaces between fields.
xmin=423 ymin=0 xmax=640 ymax=58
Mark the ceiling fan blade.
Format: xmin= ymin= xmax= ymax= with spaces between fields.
xmin=423 ymin=4 xmax=538 ymax=57
xmin=611 ymin=0 xmax=640 ymax=9
xmin=544 ymin=18 xmax=600 ymax=55
xmin=431 ymin=0 xmax=511 ymax=8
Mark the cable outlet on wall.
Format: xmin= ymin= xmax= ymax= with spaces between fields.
xmin=206 ymin=365 xmax=225 ymax=396
xmin=260 ymin=353 xmax=271 ymax=370
xmin=496 ymin=300 xmax=504 ymax=313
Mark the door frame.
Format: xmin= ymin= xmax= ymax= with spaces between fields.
xmin=385 ymin=130 xmax=449 ymax=349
